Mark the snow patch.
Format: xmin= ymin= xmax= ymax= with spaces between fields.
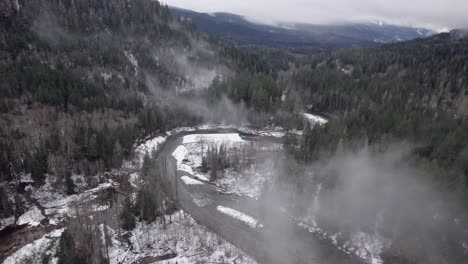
xmin=281 ymin=89 xmax=287 ymax=102
xmin=17 ymin=206 xmax=45 ymax=226
xmin=215 ymin=166 xmax=268 ymax=200
xmin=178 ymin=164 xmax=194 ymax=175
xmin=194 ymin=173 xmax=209 ymax=182
xmin=101 ymin=72 xmax=112 ymax=83
xmin=182 ymin=133 xmax=244 ymax=145
xmin=172 ymin=145 xmax=188 ymax=165
xmin=0 ymin=216 xmax=15 ymax=230
xmin=303 ymin=113 xmax=328 ymax=126
xmin=296 ymin=219 xmax=386 ymax=263
xmin=124 ymin=50 xmax=139 ymax=76
xmin=3 ymin=228 xmax=64 ymax=264
xmin=351 ymin=232 xmax=385 ymax=264
xmin=20 ymin=173 xmax=34 ymax=183
xmin=216 ymin=206 xmax=263 ymax=228
xmin=135 ymin=136 xmax=167 ymax=162
xmin=181 ymin=176 xmax=204 ymax=185
xmin=129 ymin=172 xmax=141 ymax=188
xmin=107 ymin=210 xmax=257 ymax=264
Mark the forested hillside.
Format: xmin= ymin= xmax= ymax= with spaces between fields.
xmin=0 ymin=0 xmax=171 ymax=212
xmin=212 ymin=30 xmax=468 ymax=263
xmin=204 ymin=30 xmax=468 ymax=198
xmin=0 ymin=0 xmax=467 ymax=263
xmin=0 ymin=0 xmax=268 ymax=225
xmin=287 ymin=32 xmax=468 ymax=198
xmin=171 ymin=7 xmax=434 ymax=50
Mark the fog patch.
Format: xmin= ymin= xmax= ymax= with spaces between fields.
xmin=31 ymin=8 xmax=72 ymax=47
xmin=146 ymin=74 xmax=249 ymax=124
xmin=263 ymin=143 xmax=467 ymax=262
xmin=151 ymin=36 xmax=231 ymax=93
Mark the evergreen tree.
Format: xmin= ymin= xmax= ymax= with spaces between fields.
xmin=57 ymin=230 xmax=86 ymax=264
xmin=65 ymin=171 xmax=76 ymax=195
xmin=28 ymin=149 xmax=49 ymax=184
xmin=121 ymin=197 xmax=136 ymax=230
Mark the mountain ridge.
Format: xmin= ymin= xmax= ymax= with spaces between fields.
xmin=171 ymin=6 xmax=435 ymax=49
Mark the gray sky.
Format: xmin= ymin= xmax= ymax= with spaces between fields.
xmin=162 ymin=0 xmax=468 ymax=31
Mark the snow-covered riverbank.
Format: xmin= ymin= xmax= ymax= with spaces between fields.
xmin=171 ymin=131 xmax=276 ymax=200
xmin=1 ymin=126 xmax=265 ymax=264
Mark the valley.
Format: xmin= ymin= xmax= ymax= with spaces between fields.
xmin=0 ymin=0 xmax=467 ymax=263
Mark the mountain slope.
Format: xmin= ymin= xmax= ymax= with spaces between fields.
xmin=0 ymin=0 xmax=249 ymax=231
xmin=171 ymin=7 xmax=434 ymax=49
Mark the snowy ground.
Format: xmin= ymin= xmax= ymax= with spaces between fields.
xmin=163 ymin=126 xmax=395 ymax=264
xmin=178 ymin=132 xmax=247 ymax=171
xmin=215 ymin=165 xmax=270 ymax=199
xmin=108 ymin=210 xmax=257 ymax=264
xmin=28 ymin=176 xmax=116 ymax=226
xmin=217 ymin=206 xmax=263 ymax=229
xmin=303 ymin=113 xmax=328 ymax=126
xmin=1 ymin=129 xmax=259 ymax=263
xmin=135 ymin=135 xmax=167 ymax=163
xmin=182 ymin=133 xmax=245 ymax=145
xmin=3 ymin=125 xmax=344 ymax=264
xmin=168 ymin=123 xmax=293 ymax=138
xmin=181 ymin=175 xmax=204 ymax=185
xmin=172 ymin=132 xmax=277 ymax=200
xmin=17 ymin=206 xmax=44 ymax=226
xmin=296 ymin=219 xmax=387 ymax=264
xmin=3 ymin=228 xmax=65 ymax=264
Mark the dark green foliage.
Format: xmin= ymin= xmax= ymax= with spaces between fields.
xmin=0 ymin=143 xmax=14 ymax=182
xmin=135 ymin=153 xmax=175 ymax=222
xmin=0 ymin=60 xmax=107 ymax=111
xmin=74 ymin=125 xmax=134 ymax=169
xmin=47 ymin=128 xmax=61 ymax=153
xmin=138 ymin=104 xmax=163 ymax=134
xmin=141 ymin=153 xmax=153 ymax=177
xmin=117 ymin=126 xmax=137 ymax=157
xmin=135 ymin=154 xmax=159 ymax=222
xmin=135 ymin=188 xmax=158 ymax=223
xmin=57 ymin=230 xmax=86 ymax=264
xmin=0 ymin=186 xmax=12 ymax=218
xmin=283 ymin=131 xmax=298 ymax=150
xmin=288 ymin=34 xmax=468 ymax=198
xmin=121 ymin=197 xmax=136 ymax=230
xmin=41 ymin=254 xmax=51 ymax=264
xmin=206 ymin=72 xmax=282 ymax=112
xmin=27 ymin=149 xmax=49 ymax=184
xmin=201 ymin=157 xmax=209 ymax=173
xmin=65 ymin=171 xmax=76 ymax=195
xmin=221 ymin=46 xmax=271 ymax=74
xmin=11 ymin=129 xmax=25 ymax=140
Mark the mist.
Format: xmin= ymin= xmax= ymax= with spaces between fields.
xmin=260 ymin=143 xmax=468 ymax=263
xmin=163 ymin=0 xmax=468 ymax=31
xmin=145 ymin=72 xmax=251 ymax=125
xmin=151 ymin=42 xmax=231 ymax=93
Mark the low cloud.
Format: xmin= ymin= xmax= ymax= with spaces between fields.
xmin=163 ymin=0 xmax=468 ymax=31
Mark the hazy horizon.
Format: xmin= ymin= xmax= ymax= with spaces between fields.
xmin=163 ymin=0 xmax=468 ymax=32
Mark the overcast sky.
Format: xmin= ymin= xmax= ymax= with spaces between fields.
xmin=162 ymin=0 xmax=468 ymax=31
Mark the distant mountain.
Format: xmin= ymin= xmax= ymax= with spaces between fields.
xmin=449 ymin=28 xmax=468 ymax=39
xmin=171 ymin=7 xmax=434 ymax=49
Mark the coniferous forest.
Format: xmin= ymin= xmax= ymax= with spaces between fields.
xmin=0 ymin=0 xmax=467 ymax=263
